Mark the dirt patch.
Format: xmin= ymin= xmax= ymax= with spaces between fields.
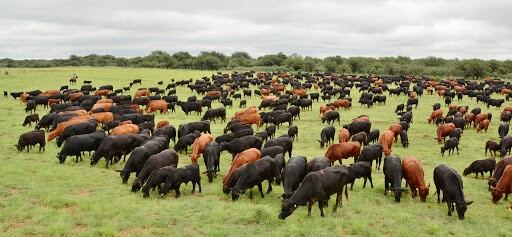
xmin=3 ymin=219 xmax=28 ymax=232
xmin=69 ymin=189 xmax=91 ymax=197
xmin=116 ymin=226 xmax=152 ymax=237
xmin=62 ymin=203 xmax=78 ymax=215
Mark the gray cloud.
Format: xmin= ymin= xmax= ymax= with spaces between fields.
xmin=0 ymin=0 xmax=510 ymax=59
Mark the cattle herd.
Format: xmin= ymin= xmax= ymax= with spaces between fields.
xmin=8 ymin=71 xmax=512 ymax=221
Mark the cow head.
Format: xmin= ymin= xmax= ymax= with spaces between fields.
xmin=56 ymin=153 xmax=66 ymax=164
xmin=462 ymin=168 xmax=471 ymax=176
xmin=456 ymin=200 xmax=473 ymax=220
xmin=279 ymin=200 xmax=298 ymax=220
xmin=116 ymin=169 xmax=130 ymax=184
xmin=419 ymin=184 xmax=430 ymax=202
xmin=14 ymin=144 xmax=22 ymax=152
xmin=491 ymin=187 xmax=503 ymax=203
xmin=317 ymin=139 xmax=326 ymax=148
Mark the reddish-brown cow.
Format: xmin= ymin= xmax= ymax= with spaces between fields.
xmin=190 ymin=134 xmax=215 ymax=164
xmin=402 ymin=157 xmax=429 ymax=201
xmin=324 ymin=142 xmax=361 ymax=165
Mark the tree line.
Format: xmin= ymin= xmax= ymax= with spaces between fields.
xmin=1 ymin=51 xmax=511 ymax=79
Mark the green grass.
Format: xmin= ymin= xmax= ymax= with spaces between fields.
xmin=0 ymin=67 xmax=511 ymax=237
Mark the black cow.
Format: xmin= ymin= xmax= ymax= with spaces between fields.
xmin=261 ymin=146 xmax=284 ymax=159
xmin=174 ymin=131 xmax=201 ymax=154
xmin=287 ymin=106 xmax=301 ymax=120
xmin=351 ymin=132 xmax=367 ymax=145
xmin=500 ymin=136 xmax=512 ymax=157
xmin=25 ymin=100 xmax=36 ymax=113
xmin=202 ymin=108 xmax=226 ymax=123
xmin=395 ymin=104 xmax=405 ymax=114
xmin=177 ymin=101 xmax=202 ymax=115
xmin=343 ymin=120 xmax=371 ymax=137
xmin=487 ymin=98 xmax=504 ymax=108
xmin=347 ymin=161 xmax=373 ymax=190
xmin=159 ymin=164 xmax=201 ymax=198
xmin=463 ymin=158 xmax=496 ymax=178
xmin=367 ymin=129 xmax=380 ymax=145
xmin=318 ymin=126 xmax=335 ymax=148
xmin=22 ymin=114 xmax=40 ymax=127
xmin=400 ymin=130 xmax=409 ymax=148
xmin=56 ymin=121 xmax=98 ymax=147
xmin=204 ymin=141 xmax=221 ymax=183
xmin=36 ymin=113 xmax=58 ymax=130
xmin=281 ymin=156 xmax=307 ymax=199
xmin=453 ymin=117 xmax=466 ymax=131
xmin=441 ymin=137 xmax=459 ymax=156
xmin=57 ymin=132 xmax=105 ymax=163
xmin=153 ymin=125 xmax=176 ymax=143
xmin=307 ymin=156 xmax=331 ymax=172
xmin=231 ymin=157 xmax=282 ymax=201
xmin=178 ymin=121 xmax=210 ymax=138
xmin=288 ymin=125 xmax=298 ymax=141
xmin=265 ymin=125 xmax=276 ymax=140
xmin=399 ymin=111 xmax=413 ymax=124
xmin=141 ymin=165 xmax=177 ymax=198
xmin=117 ymin=137 xmax=169 ymax=183
xmin=131 ymin=149 xmax=179 ymax=192
xmin=407 ymin=98 xmax=418 ymax=108
xmin=220 ymin=135 xmax=263 ymax=158
xmin=223 ymin=164 xmax=249 ymax=194
xmin=499 ymin=123 xmax=509 ymax=138
xmin=273 ymin=112 xmax=293 ymax=128
xmin=16 ymin=130 xmax=45 ymax=152
xmin=264 ymin=136 xmax=293 ymax=158
xmin=433 ymin=164 xmax=473 ymax=220
xmin=321 ymin=111 xmax=340 ymax=125
xmin=383 ymin=155 xmax=402 ymax=202
xmin=278 ymin=165 xmax=350 ymax=219
xmin=90 ymin=133 xmax=149 ymax=167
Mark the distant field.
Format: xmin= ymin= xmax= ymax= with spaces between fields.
xmin=0 ymin=67 xmax=510 ymax=237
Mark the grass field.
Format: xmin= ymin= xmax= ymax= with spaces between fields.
xmin=0 ymin=67 xmax=511 ymax=237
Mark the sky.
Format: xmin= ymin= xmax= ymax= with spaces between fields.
xmin=0 ymin=0 xmax=510 ymax=60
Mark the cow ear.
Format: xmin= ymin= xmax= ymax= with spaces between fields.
xmin=466 ymin=201 xmax=474 ymax=206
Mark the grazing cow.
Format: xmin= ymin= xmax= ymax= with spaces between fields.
xmin=178 ymin=121 xmax=210 ymax=138
xmin=273 ymin=112 xmax=293 ymax=128
xmin=281 ymin=156 xmax=308 ymax=199
xmin=343 ymin=120 xmax=371 ymax=137
xmin=25 ymin=100 xmax=36 ymax=113
xmin=428 ymin=109 xmax=443 ymax=124
xmin=485 ymin=140 xmax=500 ymax=156
xmin=441 ymin=137 xmax=459 ymax=156
xmin=202 ymin=108 xmax=227 ymax=123
xmin=321 ymin=110 xmax=340 ymax=125
xmin=379 ymin=130 xmax=395 ymax=156
xmin=156 ymin=120 xmax=169 ymax=129
xmin=487 ymin=98 xmax=505 ymax=109
xmin=338 ymin=128 xmax=350 ymax=144
xmin=131 ymin=149 xmax=179 ymax=192
xmin=388 ymin=124 xmax=402 ymax=142
xmin=463 ymin=158 xmax=496 ymax=178
xmin=204 ymin=141 xmax=221 ymax=183
xmin=174 ymin=131 xmax=201 ymax=154
xmin=16 ymin=130 xmax=45 ymax=152
xmin=261 ymin=146 xmax=284 ymax=159
xmin=500 ymin=136 xmax=512 ymax=157
xmin=406 ymin=98 xmax=418 ymax=108
xmin=190 ymin=134 xmax=214 ymax=164
xmin=395 ymin=104 xmax=405 ymax=114
xmin=153 ymin=125 xmax=176 ymax=143
xmin=235 ymin=113 xmax=262 ymax=128
xmin=324 ymin=142 xmax=361 ymax=165
xmin=351 ymin=132 xmax=367 ymax=145
xmin=231 ymin=157 xmax=282 ymax=200
xmin=90 ymin=133 xmax=149 ymax=167
xmin=367 ymin=129 xmax=379 ymax=144
xmin=264 ymin=136 xmax=293 ymax=158
xmin=140 ymin=165 xmax=177 ymax=198
xmin=117 ymin=137 xmax=169 ymax=183
xmin=319 ymin=126 xmax=336 ymax=148
xmin=346 ymin=161 xmax=373 ymax=190
xmin=221 ymin=135 xmax=263 ymax=158
xmin=307 ymin=156 xmax=331 ymax=172
xmin=159 ymin=164 xmax=201 ymax=198
xmin=23 ymin=114 xmax=40 ymax=127
xmin=357 ymin=144 xmax=384 ymax=170
xmin=279 ymin=165 xmax=350 ymax=219
xmin=223 ymin=148 xmax=261 ymax=191
xmin=383 ymin=155 xmax=402 ymax=202
xmin=449 ymin=128 xmax=462 ymax=141
xmin=499 ymin=123 xmax=509 ymax=138
xmin=111 ymin=123 xmax=139 ymax=135
xmin=400 ymin=130 xmax=409 ymax=148
xmin=476 ymin=119 xmax=490 ymax=132
xmin=287 ymin=125 xmax=298 ymax=141
xmin=488 ymin=157 xmax=512 ymax=190
xmin=491 ymin=165 xmax=512 ymax=203
xmin=437 ymin=123 xmax=456 ymax=144
xmin=474 ymin=113 xmax=491 ymax=128
xmin=402 ymin=157 xmax=429 ymax=201
xmin=433 ymin=164 xmax=473 ymax=220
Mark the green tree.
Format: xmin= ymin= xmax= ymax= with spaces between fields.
xmin=194 ymin=54 xmax=222 ymax=70
xmin=456 ymin=59 xmax=489 ymax=79
xmin=229 ymin=51 xmax=253 ymax=67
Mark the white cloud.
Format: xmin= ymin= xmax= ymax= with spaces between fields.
xmin=0 ymin=0 xmax=510 ymax=59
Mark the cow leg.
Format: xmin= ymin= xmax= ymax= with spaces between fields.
xmin=175 ymin=188 xmax=181 ymax=198
xmin=350 ymin=181 xmax=354 ymax=190
xmin=318 ymin=201 xmax=325 ymax=217
xmin=198 ymin=180 xmax=202 ymax=193
xmin=369 ymin=175 xmax=374 ymax=188
xmin=266 ymin=180 xmax=272 ymax=194
xmin=334 ymin=192 xmax=342 ymax=212
xmin=505 ymin=193 xmax=509 ymax=201
xmin=307 ymin=200 xmax=313 ymax=217
xmin=191 ymin=182 xmax=196 ymax=193
xmin=456 ymin=146 xmax=459 ymax=155
xmin=447 ymin=202 xmax=453 ymax=216
xmin=257 ymin=183 xmax=264 ymax=198
xmin=384 ymin=181 xmax=389 ymax=195
xmin=363 ymin=178 xmax=367 ymax=188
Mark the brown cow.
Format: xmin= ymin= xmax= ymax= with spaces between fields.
xmin=95 ymin=89 xmax=109 ymax=97
xmin=448 ymin=104 xmax=457 ymax=111
xmin=261 ymin=88 xmax=272 ymax=96
xmin=90 ymin=112 xmax=114 ymax=124
xmin=465 ymin=113 xmax=475 ymax=127
xmin=233 ymin=113 xmax=262 ymax=128
xmin=289 ymin=88 xmax=307 ymax=96
xmin=501 ymin=88 xmax=512 ymax=95
xmin=353 ymin=115 xmax=369 ymax=122
xmin=491 ymin=165 xmax=512 ymax=203
xmin=402 ymin=157 xmax=429 ymax=201
xmin=135 ymin=89 xmax=150 ymax=98
xmin=235 ymin=106 xmax=258 ymax=117
xmin=59 ymin=110 xmax=88 ymax=116
xmin=20 ymin=93 xmax=29 ymax=104
xmin=43 ymin=90 xmax=60 ymax=96
xmin=47 ymin=118 xmax=90 ymax=141
xmin=320 ymin=105 xmax=336 ymax=117
xmin=428 ymin=109 xmax=443 ymax=124
xmin=222 ymin=148 xmax=261 ymax=188
xmin=338 ymin=128 xmax=350 ymax=143
xmin=96 ymin=99 xmax=113 ymax=104
xmin=333 ymin=99 xmax=351 ymax=110
xmin=388 ymin=124 xmax=402 ymax=142
xmin=260 ymin=95 xmax=277 ymax=101
xmin=324 ymin=142 xmax=361 ymax=165
xmin=48 ymin=99 xmax=61 ymax=106
xmin=379 ymin=130 xmax=395 ymax=156
xmin=91 ymin=103 xmax=113 ymax=112
xmin=190 ymin=134 xmax=214 ymax=164
xmin=111 ymin=124 xmax=139 ymax=135
xmin=156 ymin=120 xmax=169 ymax=129
xmin=477 ymin=119 xmax=490 ymax=133
xmin=474 ymin=113 xmax=489 ymax=127
xmin=68 ymin=92 xmax=84 ymax=102
xmin=146 ymin=100 xmax=169 ymax=114
xmin=206 ymin=90 xmax=221 ymax=98
xmin=504 ymin=107 xmax=512 ymax=114
xmin=120 ymin=120 xmax=133 ymax=125
xmin=409 ymin=91 xmax=417 ymax=98
xmin=436 ymin=123 xmax=455 ymax=144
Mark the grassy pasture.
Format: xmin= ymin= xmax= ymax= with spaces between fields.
xmin=0 ymin=67 xmax=511 ymax=237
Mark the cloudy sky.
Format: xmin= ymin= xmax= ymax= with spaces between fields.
xmin=0 ymin=0 xmax=510 ymax=59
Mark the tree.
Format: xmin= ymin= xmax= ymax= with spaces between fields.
xmin=256 ymin=52 xmax=288 ymax=66
xmin=195 ymin=54 xmax=222 ymax=70
xmin=172 ymin=51 xmax=194 ymax=68
xmin=144 ymin=51 xmax=176 ymax=68
xmin=456 ymin=59 xmax=489 ymax=79
xmin=283 ymin=54 xmax=304 ymax=71
xmin=229 ymin=51 xmax=253 ymax=67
